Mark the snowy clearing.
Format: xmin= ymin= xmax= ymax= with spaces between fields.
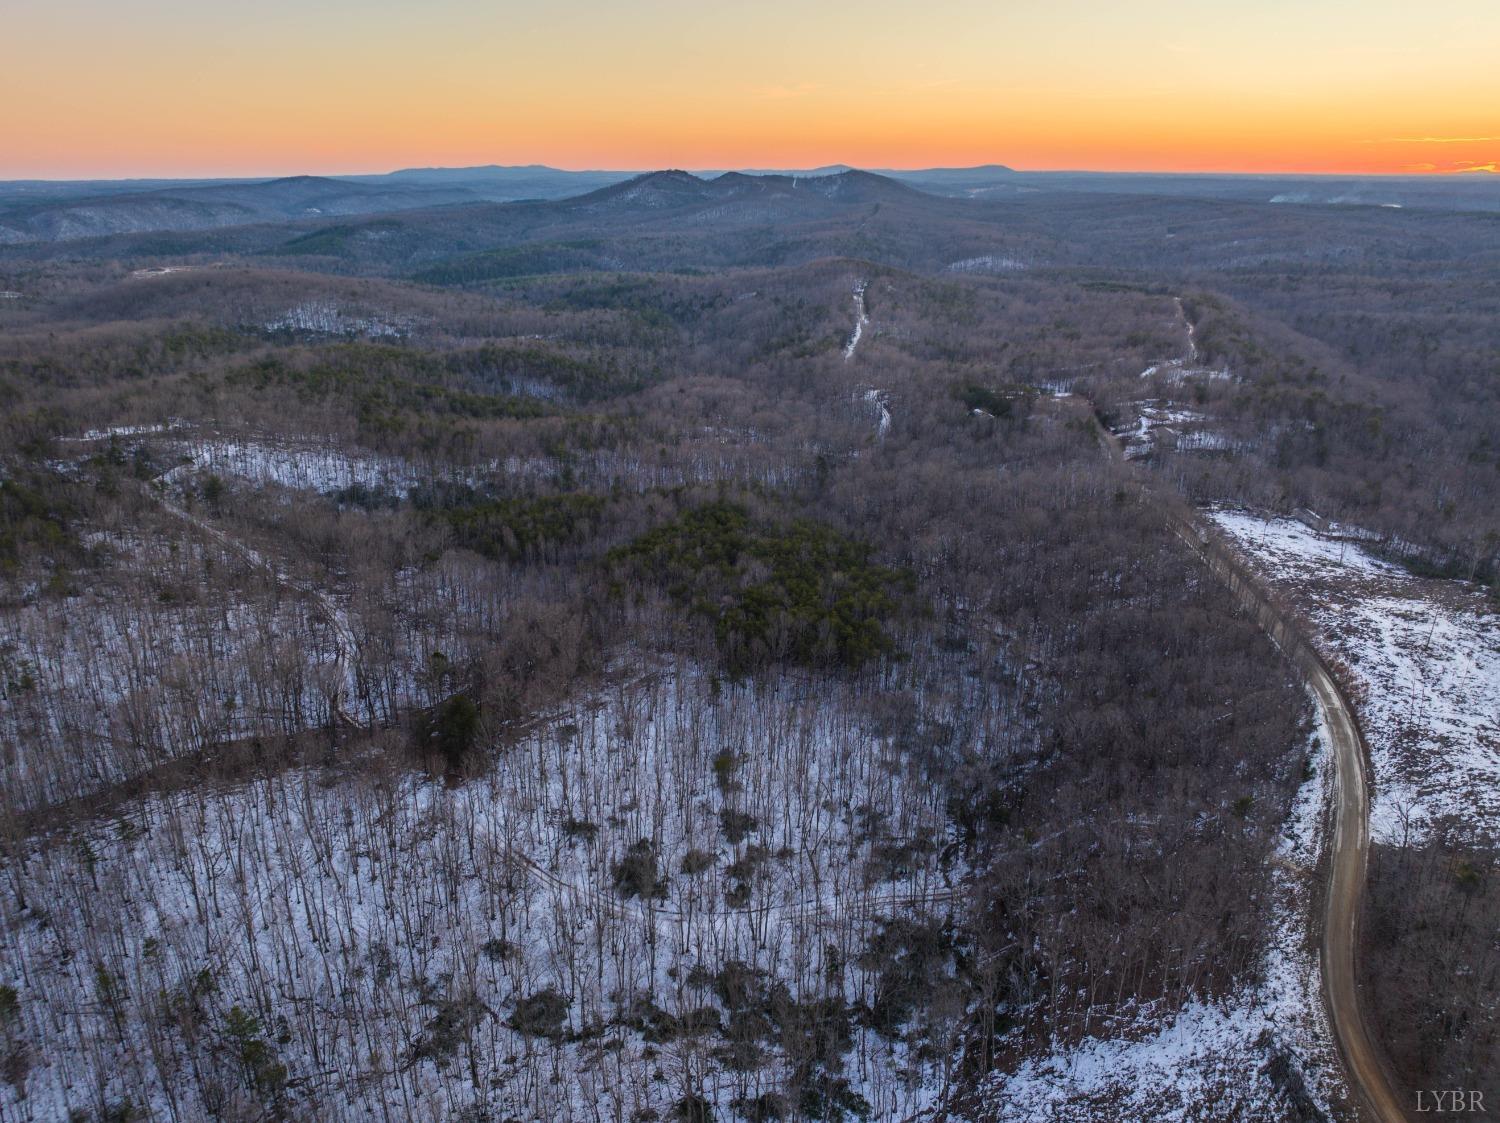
xmin=163 ymin=437 xmax=448 ymax=497
xmin=59 ymin=420 xmax=190 ymax=443
xmin=1114 ymin=403 xmax=1236 ymax=460
xmin=1212 ymin=511 xmax=1500 ymax=842
xmin=261 ymin=299 xmax=415 ymax=339
xmin=1137 ymin=359 xmax=1234 ymax=384
xmin=944 ymin=255 xmax=1026 ymax=275
xmin=152 ymin=436 xmax=799 ymax=499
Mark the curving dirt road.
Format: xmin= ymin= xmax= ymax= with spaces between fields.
xmin=1300 ymin=622 xmax=1408 ymax=1123
xmin=1183 ymin=525 xmax=1407 ymax=1123
xmin=1090 ymin=408 xmax=1406 ymax=1121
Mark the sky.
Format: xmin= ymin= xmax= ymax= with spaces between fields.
xmin=3 ymin=0 xmax=1497 ymax=179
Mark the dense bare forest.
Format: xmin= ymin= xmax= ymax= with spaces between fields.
xmin=1 ymin=169 xmax=1496 ymax=1120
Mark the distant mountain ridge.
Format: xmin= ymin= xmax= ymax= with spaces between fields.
xmin=6 ymin=161 xmax=1500 ymax=247
xmin=344 ymin=164 xmax=632 ymax=199
xmin=572 ymin=168 xmax=926 ymax=212
xmin=0 ymin=164 xmax=991 ymax=246
xmin=0 ymin=174 xmax=478 ymax=245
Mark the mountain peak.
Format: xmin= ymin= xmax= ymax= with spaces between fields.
xmin=574 ymin=170 xmax=713 ymax=209
xmin=795 ymin=168 xmax=924 ymax=201
xmin=568 ymin=167 xmax=928 ymax=213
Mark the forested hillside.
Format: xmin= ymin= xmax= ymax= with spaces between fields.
xmin=1 ymin=170 xmax=1495 ymax=1120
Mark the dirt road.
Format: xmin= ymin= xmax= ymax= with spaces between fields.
xmin=1091 ymin=409 xmax=1406 ymax=1121
xmin=1185 ymin=526 xmax=1407 ymax=1123
xmin=1303 ymin=623 xmax=1409 ymax=1123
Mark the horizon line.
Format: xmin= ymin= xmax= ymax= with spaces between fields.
xmin=3 ymin=162 xmax=1497 ymax=185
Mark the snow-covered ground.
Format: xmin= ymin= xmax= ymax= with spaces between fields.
xmin=1115 ymin=403 xmax=1235 ymax=460
xmin=861 ymin=388 xmax=892 ymax=439
xmin=164 ymin=437 xmax=447 ymax=497
xmin=59 ymin=420 xmax=190 ymax=443
xmin=974 ymin=716 xmax=1345 ymax=1121
xmin=0 ymin=532 xmax=349 ymax=811
xmin=262 ymin=300 xmax=414 ymax=339
xmin=0 ymin=667 xmax=957 ymax=1121
xmin=843 ymin=280 xmax=870 ymax=360
xmin=945 ymin=255 xmax=1026 ymax=275
xmin=1212 ymin=511 xmax=1500 ymax=842
xmin=129 ymin=266 xmax=194 ymax=279
xmin=142 ymin=435 xmax=798 ymax=499
xmin=58 ymin=408 xmax=802 ymax=504
xmin=1137 ymin=359 xmax=1234 ymax=384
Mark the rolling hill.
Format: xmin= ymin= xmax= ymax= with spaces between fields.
xmin=0 ymin=175 xmax=479 ymax=244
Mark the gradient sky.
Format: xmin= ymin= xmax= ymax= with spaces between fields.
xmin=4 ymin=0 xmax=1497 ymax=178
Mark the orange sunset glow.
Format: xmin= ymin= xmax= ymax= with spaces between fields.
xmin=3 ymin=0 xmax=1498 ymax=177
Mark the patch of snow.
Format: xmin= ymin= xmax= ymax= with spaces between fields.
xmin=262 ymin=300 xmax=414 ymax=339
xmin=1139 ymin=359 xmax=1234 ymax=384
xmin=1269 ymin=193 xmax=1403 ymax=210
xmin=945 ymin=255 xmax=1026 ymax=274
xmin=860 ymin=388 xmax=892 ymax=439
xmin=1115 ymin=402 xmax=1226 ymax=459
xmin=59 ymin=420 xmax=190 ymax=443
xmin=1211 ymin=512 xmax=1404 ymax=583
xmin=156 ymin=435 xmax=799 ymax=499
xmin=1211 ymin=511 xmax=1500 ymax=842
xmin=978 ymin=714 xmax=1343 ymax=1120
xmin=162 ymin=437 xmax=458 ymax=498
xmin=0 ymin=565 xmax=347 ymax=810
xmin=0 ymin=666 xmax=957 ymax=1120
xmin=129 ymin=265 xmax=194 ymax=279
xmin=843 ymin=280 xmax=870 ymax=360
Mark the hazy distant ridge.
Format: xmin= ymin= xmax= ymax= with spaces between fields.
xmin=3 ymin=162 xmax=1499 ymax=246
